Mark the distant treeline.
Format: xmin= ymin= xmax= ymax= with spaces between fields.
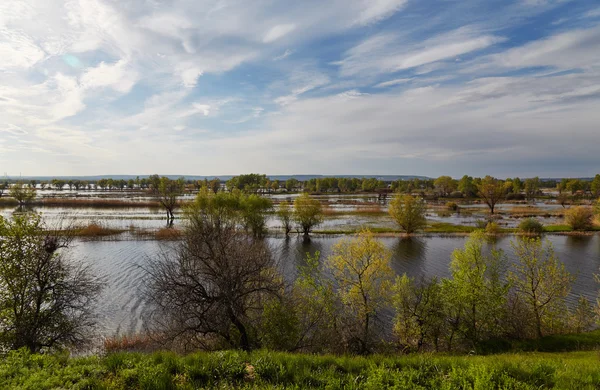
xmin=2 ymin=173 xmax=600 ymax=199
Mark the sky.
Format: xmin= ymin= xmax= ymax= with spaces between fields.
xmin=1 ymin=0 xmax=599 ymax=178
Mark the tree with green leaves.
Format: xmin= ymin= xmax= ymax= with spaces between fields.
xmin=434 ymin=176 xmax=457 ymax=197
xmin=477 ymin=176 xmax=505 ymax=214
xmin=293 ymin=193 xmax=323 ymax=236
xmin=524 ymin=177 xmax=541 ymax=201
xmin=326 ymin=230 xmax=394 ymax=354
xmin=444 ymin=231 xmax=509 ymax=348
xmin=9 ymin=182 xmax=36 ymax=206
xmin=0 ymin=213 xmax=104 ymax=352
xmin=388 ymin=194 xmax=427 ymax=234
xmin=154 ymin=177 xmax=185 ymax=226
xmin=458 ymin=175 xmax=476 ymax=198
xmin=392 ymin=275 xmax=445 ymax=352
xmin=509 ymin=237 xmax=574 ymax=338
xmin=277 ymin=201 xmax=293 ymax=236
xmin=591 ymin=174 xmax=600 ymax=198
xmin=240 ymin=194 xmax=272 ymax=238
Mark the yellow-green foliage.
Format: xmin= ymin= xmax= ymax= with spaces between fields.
xmin=2 ymin=348 xmax=600 ymax=389
xmin=388 ymin=194 xmax=427 ymax=234
xmin=564 ymin=206 xmax=594 ymax=230
xmin=326 ymin=230 xmax=394 ymax=353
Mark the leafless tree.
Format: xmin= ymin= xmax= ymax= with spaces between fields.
xmin=144 ymin=204 xmax=282 ymax=351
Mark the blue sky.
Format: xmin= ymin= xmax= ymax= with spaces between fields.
xmin=1 ymin=0 xmax=599 ymax=178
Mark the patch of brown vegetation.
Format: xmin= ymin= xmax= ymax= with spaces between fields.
xmin=155 ymin=227 xmax=183 ymax=240
xmin=76 ymin=223 xmax=124 ymax=237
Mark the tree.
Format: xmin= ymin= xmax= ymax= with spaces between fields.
xmin=154 ymin=177 xmax=185 ymax=226
xmin=524 ymin=177 xmax=541 ymax=201
xmin=477 ymin=176 xmax=505 ymax=214
xmin=9 ymin=182 xmax=36 ymax=206
xmin=392 ymin=275 xmax=445 ymax=352
xmin=591 ymin=174 xmax=600 ymax=198
xmin=445 ymin=231 xmax=508 ymax=348
xmin=509 ymin=237 xmax=573 ymax=338
xmin=208 ymin=178 xmax=221 ymax=194
xmin=0 ymin=181 xmax=7 ymax=198
xmin=293 ymin=193 xmax=323 ymax=236
xmin=240 ymin=194 xmax=272 ymax=238
xmin=326 ymin=230 xmax=394 ymax=354
xmin=145 ymin=201 xmax=281 ymax=351
xmin=434 ymin=176 xmax=456 ymax=197
xmin=388 ymin=194 xmax=427 ymax=234
xmin=0 ymin=213 xmax=104 ymax=352
xmin=277 ymin=201 xmax=293 ymax=236
xmin=458 ymin=175 xmax=476 ymax=198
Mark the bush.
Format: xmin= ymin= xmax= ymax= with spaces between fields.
xmin=446 ymin=202 xmax=459 ymax=211
xmin=518 ymin=218 xmax=544 ymax=234
xmin=388 ymin=194 xmax=427 ymax=234
xmin=449 ymin=191 xmax=463 ymax=198
xmin=485 ymin=222 xmax=500 ymax=235
xmin=506 ymin=193 xmax=526 ymax=201
xmin=564 ymin=206 xmax=594 ymax=230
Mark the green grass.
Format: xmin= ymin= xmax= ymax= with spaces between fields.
xmin=425 ymin=222 xmax=477 ymax=233
xmin=1 ymin=348 xmax=599 ymax=389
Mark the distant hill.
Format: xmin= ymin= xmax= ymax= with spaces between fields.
xmin=9 ymin=174 xmax=431 ymax=182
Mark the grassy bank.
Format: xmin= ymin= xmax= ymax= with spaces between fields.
xmin=2 ymin=348 xmax=599 ymax=389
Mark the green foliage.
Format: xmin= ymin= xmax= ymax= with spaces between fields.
xmin=240 ymin=194 xmax=272 ymax=238
xmin=293 ymin=193 xmax=323 ymax=236
xmin=519 ymin=218 xmax=544 ymax=234
xmin=326 ymin=230 xmax=394 ymax=354
xmin=227 ymin=173 xmax=268 ymax=193
xmin=509 ymin=237 xmax=574 ymax=338
xmin=0 ymin=213 xmax=104 ymax=353
xmin=8 ymin=182 xmax=36 ymax=206
xmin=564 ymin=206 xmax=594 ymax=230
xmin=391 ymin=275 xmax=445 ymax=352
xmin=276 ymin=201 xmax=293 ymax=236
xmin=477 ymin=176 xmax=505 ymax=214
xmin=445 ymin=231 xmax=509 ymax=348
xmin=484 ymin=221 xmax=500 ymax=235
xmin=388 ymin=194 xmax=427 ymax=234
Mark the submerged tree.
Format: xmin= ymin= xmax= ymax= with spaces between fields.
xmin=388 ymin=194 xmax=427 ymax=234
xmin=277 ymin=201 xmax=293 ymax=237
xmin=293 ymin=193 xmax=323 ymax=237
xmin=9 ymin=182 xmax=36 ymax=207
xmin=0 ymin=213 xmax=104 ymax=353
xmin=477 ymin=176 xmax=505 ymax=214
xmin=153 ymin=177 xmax=185 ymax=226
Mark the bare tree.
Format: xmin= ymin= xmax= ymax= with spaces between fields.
xmin=145 ymin=202 xmax=282 ymax=351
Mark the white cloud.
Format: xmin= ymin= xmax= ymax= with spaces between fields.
xmin=263 ymin=24 xmax=297 ymax=43
xmin=80 ymin=60 xmax=138 ymax=93
xmin=337 ymin=27 xmax=504 ymax=76
xmin=0 ymin=28 xmax=46 ymax=69
xmin=274 ymin=49 xmax=294 ymax=61
xmin=491 ymin=26 xmax=600 ymax=70
xmin=353 ymin=0 xmax=408 ymax=26
xmin=374 ymin=78 xmax=412 ymax=88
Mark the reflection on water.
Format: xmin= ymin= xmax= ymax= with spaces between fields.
xmin=73 ymin=234 xmax=600 ymax=336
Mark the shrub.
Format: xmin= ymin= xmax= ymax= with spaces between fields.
xmin=485 ymin=222 xmax=500 ymax=235
xmin=449 ymin=191 xmax=464 ymax=198
xmin=564 ymin=206 xmax=594 ymax=230
xmin=446 ymin=202 xmax=458 ymax=211
xmin=518 ymin=218 xmax=544 ymax=234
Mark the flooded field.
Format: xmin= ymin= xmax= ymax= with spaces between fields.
xmin=77 ymin=234 xmax=600 ymax=336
